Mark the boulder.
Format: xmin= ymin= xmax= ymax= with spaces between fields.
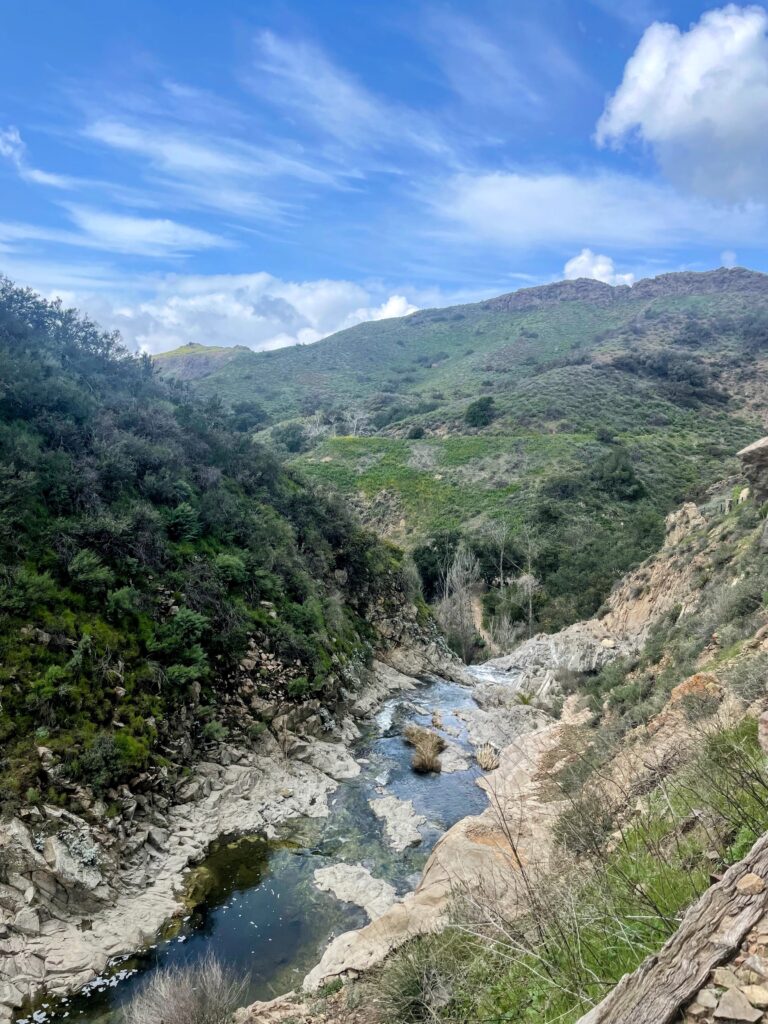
xmin=13 ymin=908 xmax=40 ymax=936
xmin=42 ymin=836 xmax=102 ymax=893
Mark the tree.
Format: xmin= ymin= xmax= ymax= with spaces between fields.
xmin=342 ymin=407 xmax=369 ymax=436
xmin=436 ymin=542 xmax=481 ymax=662
xmin=271 ymin=421 xmax=308 ymax=453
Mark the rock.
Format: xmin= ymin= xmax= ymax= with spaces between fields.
xmin=369 ymin=796 xmax=425 ymax=852
xmin=0 ymin=982 xmax=23 ymax=1008
xmin=292 ymin=739 xmax=361 ymax=781
xmin=439 ymin=743 xmax=470 ymax=773
xmin=738 ymin=437 xmax=768 ymax=504
xmin=13 ymin=908 xmax=40 ymax=936
xmin=695 ymin=988 xmax=719 ymax=1009
xmin=736 ymin=873 xmax=765 ymax=895
xmin=714 ymin=987 xmax=762 ymax=1021
xmin=714 ymin=967 xmax=741 ymax=988
xmin=759 ymin=712 xmax=768 ymax=757
xmin=741 ymin=984 xmax=768 ymax=1009
xmin=743 ymin=955 xmax=768 ymax=980
xmin=146 ymin=827 xmax=169 ymax=852
xmin=42 ymin=837 xmax=102 ymax=892
xmin=313 ymin=864 xmax=397 ymax=920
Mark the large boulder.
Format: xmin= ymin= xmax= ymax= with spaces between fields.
xmin=738 ymin=437 xmax=768 ymax=504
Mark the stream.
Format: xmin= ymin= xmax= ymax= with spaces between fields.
xmin=18 ymin=677 xmax=489 ymax=1024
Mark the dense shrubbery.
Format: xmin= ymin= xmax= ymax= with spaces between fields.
xmin=0 ymin=278 xmax=399 ymax=806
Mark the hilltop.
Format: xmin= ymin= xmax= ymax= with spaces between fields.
xmin=157 ymin=268 xmax=768 ymax=635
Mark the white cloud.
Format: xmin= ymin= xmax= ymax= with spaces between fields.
xmin=50 ymin=272 xmax=421 ymax=354
xmin=0 ymin=126 xmax=75 ymax=189
xmin=596 ymin=5 xmax=768 ymax=202
xmin=564 ymin=248 xmax=634 ymax=285
xmin=0 ymin=207 xmax=229 ymax=258
xmin=67 ymin=207 xmax=230 ymax=256
xmin=430 ymin=169 xmax=768 ymax=250
xmin=721 ymin=248 xmax=738 ymax=267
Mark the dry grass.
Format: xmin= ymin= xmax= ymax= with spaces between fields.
xmin=122 ymin=954 xmax=247 ymax=1024
xmin=403 ymin=723 xmax=447 ymax=774
xmin=475 ymin=743 xmax=500 ymax=771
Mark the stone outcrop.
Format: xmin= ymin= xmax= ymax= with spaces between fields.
xmin=0 ymin=732 xmax=340 ymax=1023
xmin=369 ymin=796 xmax=426 ymax=852
xmin=470 ymin=620 xmax=623 ymax=701
xmin=312 ymin=865 xmax=397 ymax=921
xmin=739 ymin=437 xmax=768 ymax=504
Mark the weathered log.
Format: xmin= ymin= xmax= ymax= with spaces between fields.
xmin=576 ymin=832 xmax=768 ymax=1024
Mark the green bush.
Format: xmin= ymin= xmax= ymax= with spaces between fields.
xmin=464 ymin=396 xmax=496 ymax=427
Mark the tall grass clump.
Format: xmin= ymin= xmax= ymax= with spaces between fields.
xmin=122 ymin=954 xmax=247 ymax=1024
xmin=403 ymin=723 xmax=447 ymax=773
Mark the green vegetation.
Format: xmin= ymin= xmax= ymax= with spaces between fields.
xmin=158 ymin=271 xmax=768 ymax=635
xmin=0 ymin=278 xmax=405 ymax=809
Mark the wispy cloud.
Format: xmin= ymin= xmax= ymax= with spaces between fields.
xmin=249 ymin=30 xmax=451 ymax=161
xmin=82 ymin=116 xmax=349 ymax=219
xmin=0 ymin=206 xmax=229 ymax=258
xmin=0 ymin=126 xmax=77 ymax=189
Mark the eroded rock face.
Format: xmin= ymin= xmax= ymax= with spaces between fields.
xmin=470 ymin=620 xmax=624 ymax=701
xmin=739 ymin=437 xmax=768 ymax=504
xmin=0 ymin=656 xmax=434 ymax=1022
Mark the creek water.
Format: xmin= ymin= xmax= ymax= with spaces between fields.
xmin=20 ymin=678 xmax=488 ymax=1024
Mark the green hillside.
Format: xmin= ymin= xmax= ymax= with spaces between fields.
xmin=157 ymin=269 xmax=768 ymax=635
xmin=0 ymin=278 xmax=409 ymax=810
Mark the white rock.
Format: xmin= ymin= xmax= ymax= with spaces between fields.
xmin=313 ymin=864 xmax=397 ymax=920
xmin=369 ymin=796 xmax=425 ymax=852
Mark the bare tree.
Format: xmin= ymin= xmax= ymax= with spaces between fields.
xmin=304 ymin=410 xmax=329 ymax=441
xmin=122 ymin=954 xmax=247 ymax=1024
xmin=485 ymin=519 xmax=541 ymax=644
xmin=342 ymin=407 xmax=369 ymax=437
xmin=436 ymin=542 xmax=481 ymax=662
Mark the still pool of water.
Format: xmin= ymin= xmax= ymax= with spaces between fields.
xmin=18 ymin=678 xmax=488 ymax=1024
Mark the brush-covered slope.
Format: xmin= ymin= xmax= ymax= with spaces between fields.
xmin=0 ymin=278 xmax=409 ymax=810
xmin=156 ymin=269 xmax=768 ymax=419
xmin=158 ymin=269 xmax=768 ymax=633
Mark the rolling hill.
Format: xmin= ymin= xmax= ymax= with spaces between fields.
xmin=156 ymin=268 xmax=768 ymax=633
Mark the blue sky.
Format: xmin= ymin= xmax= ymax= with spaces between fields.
xmin=2 ymin=0 xmax=768 ymax=351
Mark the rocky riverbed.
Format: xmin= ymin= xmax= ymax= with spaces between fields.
xmin=2 ymin=655 xmax=493 ymax=1024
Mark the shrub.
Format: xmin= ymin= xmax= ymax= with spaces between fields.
xmin=464 ymin=396 xmax=496 ymax=428
xmin=122 ymin=954 xmax=247 ymax=1024
xmin=68 ymin=549 xmax=115 ymax=591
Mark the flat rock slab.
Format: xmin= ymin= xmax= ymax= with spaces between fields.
xmin=440 ymin=742 xmax=470 ymax=773
xmin=313 ymin=864 xmax=397 ymax=921
xmin=369 ymin=796 xmax=425 ymax=852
